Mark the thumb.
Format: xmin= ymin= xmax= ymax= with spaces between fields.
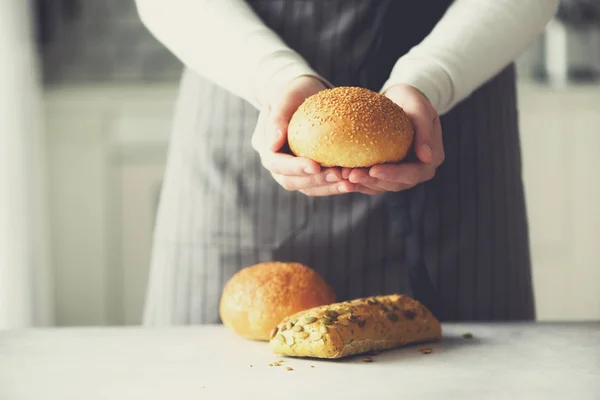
xmin=415 ymin=134 xmax=434 ymax=165
xmin=410 ymin=114 xmax=436 ymax=165
xmin=384 ymin=84 xmax=438 ymax=165
xmin=265 ymin=91 xmax=307 ymax=153
xmin=264 ymin=112 xmax=288 ymax=153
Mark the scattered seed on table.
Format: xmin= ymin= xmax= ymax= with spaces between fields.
xmin=420 ymin=347 xmax=433 ymax=354
xmin=462 ymin=332 xmax=474 ymax=339
xmin=363 ymin=356 xmax=373 ymax=362
xmin=286 ymin=367 xmax=294 ymax=371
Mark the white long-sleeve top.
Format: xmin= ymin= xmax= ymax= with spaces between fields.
xmin=135 ymin=0 xmax=558 ymax=115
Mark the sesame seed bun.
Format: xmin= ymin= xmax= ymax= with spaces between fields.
xmin=287 ymin=87 xmax=414 ymax=168
xmin=219 ymin=262 xmax=336 ymax=341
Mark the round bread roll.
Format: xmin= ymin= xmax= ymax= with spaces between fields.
xmin=287 ymin=86 xmax=414 ymax=168
xmin=219 ymin=262 xmax=336 ymax=341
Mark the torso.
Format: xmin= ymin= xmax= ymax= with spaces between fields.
xmin=142 ymin=0 xmax=535 ymax=326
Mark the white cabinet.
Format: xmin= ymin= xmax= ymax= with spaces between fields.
xmin=45 ymin=85 xmax=176 ymax=326
xmin=110 ymin=147 xmax=167 ymax=325
xmin=115 ymin=163 xmax=164 ymax=325
xmin=518 ymin=83 xmax=600 ymax=321
xmin=46 ymin=107 xmax=111 ymax=325
xmin=45 ymin=82 xmax=600 ymax=326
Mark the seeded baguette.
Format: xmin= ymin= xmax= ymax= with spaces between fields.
xmin=269 ymin=294 xmax=441 ymax=359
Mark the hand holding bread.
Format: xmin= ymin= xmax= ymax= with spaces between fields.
xmin=251 ymin=76 xmax=358 ymax=197
xmin=341 ymin=84 xmax=445 ymax=194
xmin=252 ymin=76 xmax=425 ymax=197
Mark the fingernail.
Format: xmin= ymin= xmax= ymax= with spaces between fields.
xmin=304 ymin=166 xmax=317 ymax=174
xmin=338 ymin=184 xmax=349 ymax=193
xmin=326 ymin=173 xmax=339 ymax=183
xmin=421 ymin=144 xmax=433 ymax=163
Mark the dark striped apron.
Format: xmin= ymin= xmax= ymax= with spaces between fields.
xmin=143 ymin=0 xmax=536 ymax=325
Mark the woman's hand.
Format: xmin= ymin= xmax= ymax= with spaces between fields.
xmin=341 ymin=83 xmax=445 ymax=194
xmin=252 ymin=76 xmax=360 ymax=196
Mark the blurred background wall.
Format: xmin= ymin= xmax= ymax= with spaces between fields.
xmin=0 ymin=0 xmax=53 ymax=329
xmin=1 ymin=0 xmax=599 ymax=327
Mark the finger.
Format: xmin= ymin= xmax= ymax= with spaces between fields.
xmin=357 ymin=177 xmax=412 ymax=193
xmin=409 ymin=111 xmax=435 ymax=165
xmin=353 ymin=185 xmax=385 ymax=196
xmin=271 ymin=168 xmax=343 ymax=191
xmin=368 ymin=162 xmax=436 ymax=185
xmin=384 ymin=84 xmax=443 ymax=166
xmin=261 ymin=151 xmax=321 ymax=176
xmin=411 ymin=110 xmax=444 ymax=167
xmin=252 ymin=107 xmax=321 ymax=175
xmin=414 ymin=130 xmax=434 ymax=165
xmin=251 ymin=105 xmax=292 ymax=154
xmin=300 ymin=181 xmax=355 ymax=197
xmin=265 ymin=92 xmax=309 ymax=153
xmin=251 ymin=107 xmax=291 ymax=157
xmin=348 ymin=167 xmax=415 ymax=191
xmin=250 ymin=108 xmax=270 ymax=153
xmin=341 ymin=168 xmax=352 ymax=180
xmin=395 ymin=97 xmax=436 ymax=165
xmin=414 ymin=114 xmax=445 ymax=166
xmin=431 ymin=116 xmax=445 ymax=166
xmin=347 ymin=168 xmax=370 ymax=184
xmin=264 ymin=119 xmax=290 ymax=153
xmin=349 ymin=168 xmax=412 ymax=192
xmin=336 ymin=169 xmax=391 ymax=194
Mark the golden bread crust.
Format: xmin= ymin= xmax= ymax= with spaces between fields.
xmin=269 ymin=294 xmax=441 ymax=358
xmin=220 ymin=262 xmax=336 ymax=341
xmin=287 ymin=87 xmax=414 ymax=168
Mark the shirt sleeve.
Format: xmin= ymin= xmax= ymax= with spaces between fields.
xmin=134 ymin=0 xmax=325 ymax=110
xmin=380 ymin=0 xmax=560 ymax=115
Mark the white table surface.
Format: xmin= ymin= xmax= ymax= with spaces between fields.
xmin=1 ymin=323 xmax=599 ymax=400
